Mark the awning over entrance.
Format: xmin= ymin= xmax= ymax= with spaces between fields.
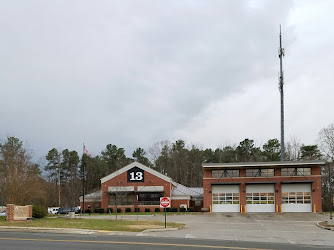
xmin=135 ymin=186 xmax=164 ymax=192
xmin=281 ymin=180 xmax=315 ymax=184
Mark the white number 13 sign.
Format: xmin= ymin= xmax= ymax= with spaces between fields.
xmin=129 ymin=172 xmax=143 ymax=180
xmin=127 ymin=166 xmax=144 ymax=182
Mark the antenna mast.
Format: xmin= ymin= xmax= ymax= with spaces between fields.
xmin=278 ymin=25 xmax=285 ymax=161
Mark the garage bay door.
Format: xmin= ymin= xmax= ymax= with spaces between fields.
xmin=282 ymin=184 xmax=312 ymax=212
xmin=246 ymin=184 xmax=275 ymax=212
xmin=212 ymin=185 xmax=240 ymax=212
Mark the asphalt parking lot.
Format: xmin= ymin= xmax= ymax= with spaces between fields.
xmin=88 ymin=212 xmax=334 ymax=246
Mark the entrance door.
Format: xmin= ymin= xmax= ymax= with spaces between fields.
xmin=212 ymin=185 xmax=240 ymax=212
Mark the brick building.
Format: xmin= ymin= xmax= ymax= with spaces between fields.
xmin=203 ymin=160 xmax=325 ymax=213
xmin=80 ymin=162 xmax=203 ymax=212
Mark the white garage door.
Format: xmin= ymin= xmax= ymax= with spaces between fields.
xmin=246 ymin=184 xmax=275 ymax=212
xmin=212 ymin=185 xmax=240 ymax=212
xmin=282 ymin=184 xmax=312 ymax=212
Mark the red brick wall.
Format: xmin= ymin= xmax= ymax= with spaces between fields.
xmin=80 ymin=202 xmax=102 ymax=211
xmin=171 ymin=199 xmax=190 ymax=209
xmin=203 ymin=165 xmax=322 ymax=212
xmin=312 ymin=178 xmax=322 ymax=212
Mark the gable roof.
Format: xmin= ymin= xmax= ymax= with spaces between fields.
xmin=100 ymin=161 xmax=177 ymax=185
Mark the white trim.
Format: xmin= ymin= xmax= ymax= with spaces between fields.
xmin=203 ymin=160 xmax=325 ymax=168
xmin=108 ymin=186 xmax=134 ymax=192
xmin=101 ymin=162 xmax=177 ymax=185
xmin=137 ymin=186 xmax=164 ymax=192
xmin=171 ymin=195 xmax=191 ymax=200
xmin=79 ymin=197 xmax=101 ymax=202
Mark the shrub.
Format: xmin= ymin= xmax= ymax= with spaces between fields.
xmin=134 ymin=208 xmax=140 ymax=212
xmin=170 ymin=207 xmax=178 ymax=212
xmin=33 ymin=205 xmax=47 ymax=218
xmin=106 ymin=208 xmax=113 ymax=213
xmin=32 ymin=205 xmax=47 ymax=218
xmin=188 ymin=207 xmax=195 ymax=212
xmin=180 ymin=207 xmax=187 ymax=212
xmin=125 ymin=208 xmax=131 ymax=213
xmin=164 ymin=208 xmax=170 ymax=212
xmin=94 ymin=208 xmax=104 ymax=214
xmin=155 ymin=208 xmax=161 ymax=212
xmin=116 ymin=208 xmax=121 ymax=213
xmin=145 ymin=208 xmax=150 ymax=212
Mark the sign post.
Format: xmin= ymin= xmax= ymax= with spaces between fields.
xmin=160 ymin=197 xmax=171 ymax=228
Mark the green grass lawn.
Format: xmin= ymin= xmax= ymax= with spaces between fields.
xmin=0 ymin=216 xmax=184 ymax=232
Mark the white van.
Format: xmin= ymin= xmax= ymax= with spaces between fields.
xmin=48 ymin=207 xmax=60 ymax=214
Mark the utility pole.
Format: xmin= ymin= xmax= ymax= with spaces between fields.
xmin=278 ymin=25 xmax=285 ymax=161
xmin=58 ymin=165 xmax=61 ymax=207
xmin=82 ymin=143 xmax=85 ymax=215
xmin=329 ymin=162 xmax=333 ymax=221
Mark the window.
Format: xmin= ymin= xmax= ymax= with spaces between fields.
xmin=194 ymin=200 xmax=202 ymax=206
xmin=108 ymin=193 xmax=134 ymax=206
xmin=212 ymin=192 xmax=239 ymax=205
xmin=281 ymin=168 xmax=311 ymax=176
xmin=246 ymin=193 xmax=275 ymax=204
xmin=212 ymin=169 xmax=239 ymax=178
xmin=138 ymin=192 xmax=163 ymax=205
xmin=282 ymin=192 xmax=311 ymax=204
xmin=246 ymin=169 xmax=274 ymax=177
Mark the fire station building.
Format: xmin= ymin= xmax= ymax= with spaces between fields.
xmin=80 ymin=162 xmax=203 ymax=212
xmin=203 ymin=160 xmax=325 ymax=213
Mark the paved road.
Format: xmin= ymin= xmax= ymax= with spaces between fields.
xmin=0 ymin=231 xmax=333 ymax=250
xmin=82 ymin=212 xmax=334 ymax=246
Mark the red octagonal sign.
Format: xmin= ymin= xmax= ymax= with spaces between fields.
xmin=160 ymin=197 xmax=171 ymax=208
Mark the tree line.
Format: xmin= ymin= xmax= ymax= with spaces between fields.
xmin=0 ymin=123 xmax=333 ymax=209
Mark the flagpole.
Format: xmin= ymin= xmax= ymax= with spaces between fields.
xmin=82 ymin=143 xmax=85 ymax=215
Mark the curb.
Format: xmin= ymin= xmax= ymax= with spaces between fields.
xmin=316 ymin=221 xmax=334 ymax=231
xmin=142 ymin=227 xmax=179 ymax=233
xmin=0 ymin=226 xmax=136 ymax=235
xmin=0 ymin=226 xmax=97 ymax=234
xmin=0 ymin=225 xmax=182 ymax=234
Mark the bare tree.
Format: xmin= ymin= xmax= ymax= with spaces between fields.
xmin=285 ymin=136 xmax=301 ymax=161
xmin=148 ymin=140 xmax=170 ymax=167
xmin=318 ymin=124 xmax=334 ymax=211
xmin=0 ymin=137 xmax=46 ymax=205
xmin=319 ymin=123 xmax=334 ymax=160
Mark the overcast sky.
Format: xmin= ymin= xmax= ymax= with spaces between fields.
xmin=1 ymin=0 xmax=333 ymax=161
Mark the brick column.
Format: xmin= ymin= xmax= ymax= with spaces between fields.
xmin=6 ymin=204 xmax=14 ymax=222
xmin=239 ymin=183 xmax=246 ymax=213
xmin=28 ymin=205 xmax=33 ymax=217
xmin=275 ymin=182 xmax=282 ymax=212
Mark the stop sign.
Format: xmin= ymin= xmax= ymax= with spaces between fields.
xmin=160 ymin=197 xmax=171 ymax=208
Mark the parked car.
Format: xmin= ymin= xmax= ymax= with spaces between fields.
xmin=48 ymin=207 xmax=60 ymax=214
xmin=57 ymin=207 xmax=80 ymax=214
xmin=0 ymin=211 xmax=7 ymax=216
xmin=57 ymin=207 xmax=71 ymax=214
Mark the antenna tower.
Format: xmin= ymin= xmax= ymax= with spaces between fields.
xmin=278 ymin=25 xmax=285 ymax=161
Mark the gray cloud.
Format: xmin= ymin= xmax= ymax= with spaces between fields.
xmin=3 ymin=0 xmax=329 ymax=160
